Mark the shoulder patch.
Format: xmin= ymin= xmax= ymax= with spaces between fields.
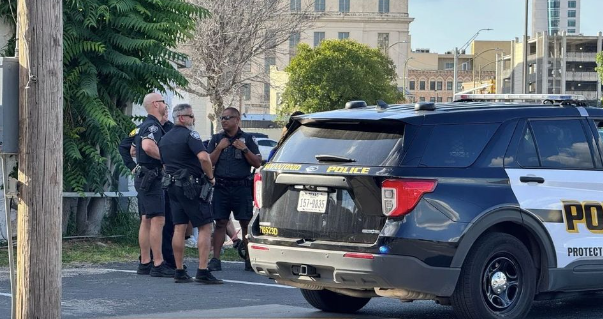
xmin=128 ymin=128 xmax=139 ymax=137
xmin=149 ymin=125 xmax=158 ymax=133
xmin=190 ymin=131 xmax=201 ymax=140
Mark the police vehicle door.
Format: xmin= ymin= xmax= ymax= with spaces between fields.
xmin=505 ymin=118 xmax=603 ymax=270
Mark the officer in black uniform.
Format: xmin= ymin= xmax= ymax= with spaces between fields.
xmin=207 ymin=107 xmax=261 ymax=271
xmin=159 ymin=103 xmax=223 ymax=284
xmin=118 ymin=111 xmax=177 ymax=271
xmin=133 ymin=92 xmax=174 ymax=277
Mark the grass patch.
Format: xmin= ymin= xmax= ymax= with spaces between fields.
xmin=0 ymin=240 xmax=244 ymax=267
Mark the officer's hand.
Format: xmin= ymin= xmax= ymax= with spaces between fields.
xmin=232 ymin=139 xmax=247 ymax=150
xmin=210 ymin=178 xmax=216 ymax=186
xmin=217 ymin=138 xmax=230 ymax=150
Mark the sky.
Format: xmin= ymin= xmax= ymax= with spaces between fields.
xmin=409 ymin=0 xmax=603 ymax=53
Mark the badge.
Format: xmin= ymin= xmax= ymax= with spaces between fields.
xmin=149 ymin=125 xmax=158 ymax=133
xmin=129 ymin=128 xmax=139 ymax=137
xmin=190 ymin=131 xmax=201 ymax=140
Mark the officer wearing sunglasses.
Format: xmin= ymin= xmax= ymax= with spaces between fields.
xmin=207 ymin=107 xmax=262 ymax=271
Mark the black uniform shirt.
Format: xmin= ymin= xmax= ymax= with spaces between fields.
xmin=159 ymin=126 xmax=207 ymax=178
xmin=118 ymin=126 xmax=139 ymax=171
xmin=135 ymin=114 xmax=164 ymax=168
xmin=207 ymin=128 xmax=260 ymax=179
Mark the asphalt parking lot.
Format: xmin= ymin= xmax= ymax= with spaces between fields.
xmin=1 ymin=260 xmax=603 ymax=318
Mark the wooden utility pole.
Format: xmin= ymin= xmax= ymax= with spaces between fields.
xmin=16 ymin=0 xmax=63 ymax=318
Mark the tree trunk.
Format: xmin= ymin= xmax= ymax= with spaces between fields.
xmin=16 ymin=0 xmax=63 ymax=318
xmin=75 ymin=197 xmax=107 ymax=236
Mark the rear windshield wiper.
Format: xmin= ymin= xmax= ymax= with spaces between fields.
xmin=315 ymin=154 xmax=356 ymax=163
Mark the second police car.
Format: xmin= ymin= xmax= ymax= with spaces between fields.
xmin=247 ymin=99 xmax=603 ymax=319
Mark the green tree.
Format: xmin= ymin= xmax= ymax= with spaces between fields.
xmin=0 ymin=0 xmax=206 ymax=234
xmin=597 ymin=52 xmax=603 ymax=105
xmin=280 ymin=39 xmax=401 ymax=114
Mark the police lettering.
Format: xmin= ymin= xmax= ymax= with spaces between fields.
xmin=563 ymin=200 xmax=603 ymax=234
xmin=326 ymin=166 xmax=370 ymax=174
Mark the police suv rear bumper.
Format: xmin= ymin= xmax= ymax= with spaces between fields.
xmin=248 ymin=243 xmax=460 ymax=297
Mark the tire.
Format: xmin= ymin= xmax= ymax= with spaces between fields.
xmin=300 ymin=289 xmax=371 ymax=313
xmin=451 ymin=232 xmax=536 ymax=319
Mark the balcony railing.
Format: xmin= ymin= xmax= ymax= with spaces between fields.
xmin=565 ymin=71 xmax=599 ymax=82
xmin=565 ymin=52 xmax=598 ymax=61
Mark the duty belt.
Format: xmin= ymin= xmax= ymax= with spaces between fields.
xmin=216 ymin=177 xmax=249 ymax=187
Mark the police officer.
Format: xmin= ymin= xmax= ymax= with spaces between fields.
xmin=133 ymin=92 xmax=174 ymax=277
xmin=118 ymin=111 xmax=177 ymax=272
xmin=159 ymin=103 xmax=223 ymax=284
xmin=207 ymin=107 xmax=261 ymax=271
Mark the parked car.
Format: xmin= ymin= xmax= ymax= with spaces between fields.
xmin=249 ymin=100 xmax=603 ymax=319
xmin=254 ymin=137 xmax=277 ymax=161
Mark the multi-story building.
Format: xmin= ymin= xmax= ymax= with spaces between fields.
xmin=405 ymin=41 xmax=510 ymax=102
xmin=499 ymin=31 xmax=602 ymax=104
xmin=260 ymin=0 xmax=413 ymax=114
xmin=532 ymin=0 xmax=580 ymax=37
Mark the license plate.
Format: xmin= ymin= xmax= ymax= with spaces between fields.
xmin=297 ymin=191 xmax=328 ymax=213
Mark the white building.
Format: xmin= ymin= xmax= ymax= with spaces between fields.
xmin=532 ymin=0 xmax=580 ymax=37
xmin=250 ymin=0 xmax=414 ymax=114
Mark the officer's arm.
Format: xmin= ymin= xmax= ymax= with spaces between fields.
xmin=197 ymin=151 xmax=215 ymax=184
xmin=118 ymin=136 xmax=136 ymax=171
xmin=141 ymin=139 xmax=161 ymax=160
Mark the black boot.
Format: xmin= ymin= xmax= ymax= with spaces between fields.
xmin=195 ymin=268 xmax=223 ymax=284
xmin=174 ymin=268 xmax=193 ymax=283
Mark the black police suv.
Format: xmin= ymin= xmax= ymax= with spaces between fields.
xmin=248 ymin=100 xmax=603 ymax=319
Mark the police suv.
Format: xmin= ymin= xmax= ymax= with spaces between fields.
xmin=248 ymin=99 xmax=603 ymax=319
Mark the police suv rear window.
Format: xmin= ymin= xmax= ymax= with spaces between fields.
xmin=272 ymin=123 xmax=404 ymax=166
xmin=420 ymin=123 xmax=499 ymax=168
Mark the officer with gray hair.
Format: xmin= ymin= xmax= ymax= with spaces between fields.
xmin=159 ymin=103 xmax=222 ymax=284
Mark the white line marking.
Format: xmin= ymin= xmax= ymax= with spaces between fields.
xmin=220 ymin=279 xmax=295 ymax=288
xmin=0 ymin=292 xmax=11 ymax=297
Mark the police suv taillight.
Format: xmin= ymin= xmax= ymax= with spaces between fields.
xmin=381 ymin=179 xmax=437 ymax=217
xmin=253 ymin=172 xmax=263 ymax=208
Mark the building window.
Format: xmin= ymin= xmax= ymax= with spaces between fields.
xmin=568 ymin=20 xmax=576 ymax=27
xmin=568 ymin=1 xmax=576 ymax=9
xmin=550 ymin=0 xmax=560 ymax=8
xmin=339 ymin=0 xmax=350 ymax=13
xmin=289 ymin=32 xmax=300 ymax=49
xmin=445 ymin=62 xmax=454 ymax=70
xmin=568 ymin=29 xmax=576 ymax=33
xmin=447 ymin=97 xmax=453 ymax=102
xmin=420 ymin=81 xmax=426 ymax=90
xmin=241 ymin=83 xmax=251 ymax=101
xmin=457 ymin=82 xmax=462 ymax=91
xmin=290 ymin=0 xmax=301 ymax=11
xmin=377 ymin=33 xmax=389 ymax=53
xmin=264 ymin=83 xmax=270 ymax=101
xmin=447 ymin=81 xmax=453 ymax=90
xmin=430 ymin=97 xmax=436 ymax=102
xmin=409 ymin=81 xmax=416 ymax=90
xmin=419 ymin=97 xmax=425 ymax=102
xmin=549 ymin=9 xmax=560 ymax=17
xmin=550 ymin=19 xmax=559 ymax=27
xmin=314 ymin=32 xmax=325 ymax=47
xmin=437 ymin=81 xmax=443 ymax=91
xmin=315 ymin=0 xmax=325 ymax=12
xmin=264 ymin=56 xmax=276 ymax=74
xmin=437 ymin=97 xmax=443 ymax=102
xmin=429 ymin=81 xmax=436 ymax=90
xmin=338 ymin=32 xmax=349 ymax=40
xmin=568 ymin=10 xmax=576 ymax=18
xmin=378 ymin=0 xmax=390 ymax=13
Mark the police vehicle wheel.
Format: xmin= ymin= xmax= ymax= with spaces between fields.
xmin=451 ymin=232 xmax=536 ymax=319
xmin=300 ymin=289 xmax=370 ymax=313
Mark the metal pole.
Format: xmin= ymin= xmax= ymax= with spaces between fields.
xmin=523 ymin=0 xmax=529 ymax=94
xmin=453 ymin=47 xmax=458 ymax=95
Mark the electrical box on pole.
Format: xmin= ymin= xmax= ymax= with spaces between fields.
xmin=0 ymin=57 xmax=19 ymax=155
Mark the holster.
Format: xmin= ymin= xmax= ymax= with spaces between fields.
xmin=139 ymin=167 xmax=158 ymax=192
xmin=161 ymin=174 xmax=172 ymax=189
xmin=199 ymin=182 xmax=214 ymax=203
xmin=173 ymin=168 xmax=201 ymax=200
